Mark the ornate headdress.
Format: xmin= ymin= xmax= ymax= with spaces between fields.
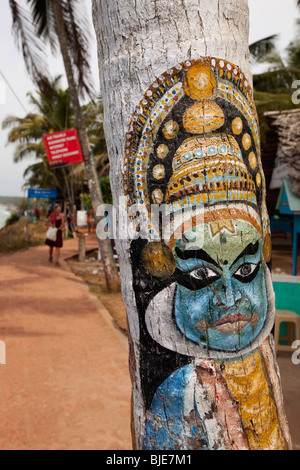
xmin=123 ymin=58 xmax=271 ymax=277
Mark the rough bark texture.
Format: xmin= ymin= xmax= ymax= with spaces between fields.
xmin=93 ymin=0 xmax=292 ymax=450
xmin=52 ymin=0 xmax=120 ymax=293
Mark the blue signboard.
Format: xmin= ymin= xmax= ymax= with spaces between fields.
xmin=28 ymin=188 xmax=58 ymax=199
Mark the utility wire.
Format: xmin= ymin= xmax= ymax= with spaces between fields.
xmin=0 ymin=68 xmax=28 ymax=114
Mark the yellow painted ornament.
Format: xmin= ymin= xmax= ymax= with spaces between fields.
xmin=183 ymin=101 xmax=225 ymax=134
xmin=157 ymin=144 xmax=169 ymax=159
xmin=142 ymin=242 xmax=176 ymax=279
xmin=249 ymin=152 xmax=257 ymax=170
xmin=183 ymin=61 xmax=217 ymax=101
xmin=242 ymin=133 xmax=252 ymax=151
xmin=163 ymin=120 xmax=179 ymax=140
xmin=232 ymin=117 xmax=243 ymax=135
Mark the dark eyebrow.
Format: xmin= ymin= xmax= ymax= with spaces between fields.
xmin=230 ymin=241 xmax=259 ymax=268
xmin=175 ymin=247 xmax=219 ymax=268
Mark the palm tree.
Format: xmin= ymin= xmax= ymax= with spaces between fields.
xmin=8 ymin=0 xmax=120 ymax=291
xmin=250 ymin=3 xmax=300 ymax=96
xmin=2 ymin=78 xmax=108 ymax=210
xmin=3 ymin=79 xmax=76 ymax=201
xmin=92 ymin=0 xmax=292 ymax=451
xmin=248 ymin=13 xmax=300 ymax=144
xmin=250 ymin=35 xmax=279 ymax=65
xmin=71 ymin=98 xmax=110 ymax=182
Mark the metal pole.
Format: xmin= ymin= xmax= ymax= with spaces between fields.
xmin=78 ymin=235 xmax=86 ymax=263
xmin=8 ymin=229 xmax=13 ymax=248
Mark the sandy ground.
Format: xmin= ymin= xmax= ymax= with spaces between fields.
xmin=0 ymin=234 xmax=132 ymax=450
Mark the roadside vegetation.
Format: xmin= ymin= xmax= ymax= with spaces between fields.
xmin=0 ymin=217 xmax=47 ymax=254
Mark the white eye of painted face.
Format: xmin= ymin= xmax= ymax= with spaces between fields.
xmin=234 ymin=263 xmax=257 ymax=277
xmin=190 ymin=266 xmax=219 ymax=281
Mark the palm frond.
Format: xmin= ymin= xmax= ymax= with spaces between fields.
xmin=61 ymin=0 xmax=96 ymax=100
xmin=9 ymin=0 xmax=50 ymax=93
xmin=253 ymin=67 xmax=300 ymax=93
xmin=3 ymin=113 xmax=49 ymax=143
xmin=23 ymin=160 xmax=61 ymax=190
xmin=27 ymin=0 xmax=58 ymax=53
xmin=286 ymin=40 xmax=300 ymax=69
xmin=13 ymin=141 xmax=45 ymax=163
xmin=250 ymin=35 xmax=279 ymax=63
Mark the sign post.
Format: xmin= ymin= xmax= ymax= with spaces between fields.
xmin=27 ymin=188 xmax=58 ymax=223
xmin=28 ymin=189 xmax=58 ymax=199
xmin=43 ymin=129 xmax=84 ymax=168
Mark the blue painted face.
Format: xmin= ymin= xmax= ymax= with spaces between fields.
xmin=172 ymin=220 xmax=268 ymax=352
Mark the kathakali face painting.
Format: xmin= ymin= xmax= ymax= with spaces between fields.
xmin=123 ymin=58 xmax=292 ymax=453
xmin=173 ymin=218 xmax=268 ymax=352
xmin=123 ymin=57 xmax=274 ymax=402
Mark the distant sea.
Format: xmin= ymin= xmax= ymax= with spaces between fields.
xmin=0 ymin=205 xmax=11 ymax=230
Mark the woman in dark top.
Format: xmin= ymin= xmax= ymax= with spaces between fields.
xmin=45 ymin=205 xmax=65 ymax=266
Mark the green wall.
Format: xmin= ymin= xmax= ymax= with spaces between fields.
xmin=273 ymin=282 xmax=300 ymax=316
xmin=273 ymin=282 xmax=300 ymax=343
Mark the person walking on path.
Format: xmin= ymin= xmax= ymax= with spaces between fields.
xmin=87 ymin=207 xmax=96 ymax=233
xmin=45 ymin=205 xmax=65 ymax=266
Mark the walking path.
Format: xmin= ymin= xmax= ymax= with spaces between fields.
xmin=0 ymin=235 xmax=132 ymax=450
xmin=0 ymin=234 xmax=299 ymax=450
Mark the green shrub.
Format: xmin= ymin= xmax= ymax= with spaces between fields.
xmin=5 ymin=212 xmax=20 ymax=226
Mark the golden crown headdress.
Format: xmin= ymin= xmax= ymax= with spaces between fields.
xmin=123 ymin=58 xmax=271 ymax=272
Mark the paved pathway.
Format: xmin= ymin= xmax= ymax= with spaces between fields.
xmin=0 ymin=235 xmax=132 ymax=450
xmin=0 ymin=234 xmax=299 ymax=450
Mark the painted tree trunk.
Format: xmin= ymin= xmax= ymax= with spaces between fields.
xmin=51 ymin=0 xmax=120 ymax=293
xmin=92 ymin=0 xmax=292 ymax=450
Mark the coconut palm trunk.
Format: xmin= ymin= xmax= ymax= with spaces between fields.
xmin=92 ymin=0 xmax=292 ymax=450
xmin=50 ymin=0 xmax=120 ymax=292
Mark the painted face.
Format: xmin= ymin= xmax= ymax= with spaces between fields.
xmin=173 ymin=219 xmax=268 ymax=352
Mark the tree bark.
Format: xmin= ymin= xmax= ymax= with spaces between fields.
xmin=93 ymin=0 xmax=292 ymax=450
xmin=61 ymin=167 xmax=73 ymax=211
xmin=51 ymin=0 xmax=121 ymax=293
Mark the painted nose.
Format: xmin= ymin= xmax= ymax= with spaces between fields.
xmin=212 ymin=273 xmax=241 ymax=308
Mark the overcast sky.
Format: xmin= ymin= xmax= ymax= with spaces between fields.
xmin=0 ymin=0 xmax=299 ymax=197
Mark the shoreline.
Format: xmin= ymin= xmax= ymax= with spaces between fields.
xmin=0 ymin=204 xmax=12 ymax=230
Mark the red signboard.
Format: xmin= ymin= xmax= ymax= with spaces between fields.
xmin=43 ymin=129 xmax=84 ymax=168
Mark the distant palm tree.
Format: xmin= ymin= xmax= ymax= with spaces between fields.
xmin=3 ymin=78 xmax=75 ymax=201
xmin=8 ymin=0 xmax=120 ymax=291
xmin=250 ymin=0 xmax=300 ymax=95
xmin=2 ymin=78 xmax=107 ymax=211
xmin=9 ymin=0 xmax=94 ymax=98
xmin=250 ymin=35 xmax=279 ymax=65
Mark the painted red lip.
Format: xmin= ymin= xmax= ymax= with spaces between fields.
xmin=213 ymin=313 xmax=250 ymax=328
xmin=196 ymin=313 xmax=259 ymax=334
xmin=212 ymin=313 xmax=259 ymax=334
